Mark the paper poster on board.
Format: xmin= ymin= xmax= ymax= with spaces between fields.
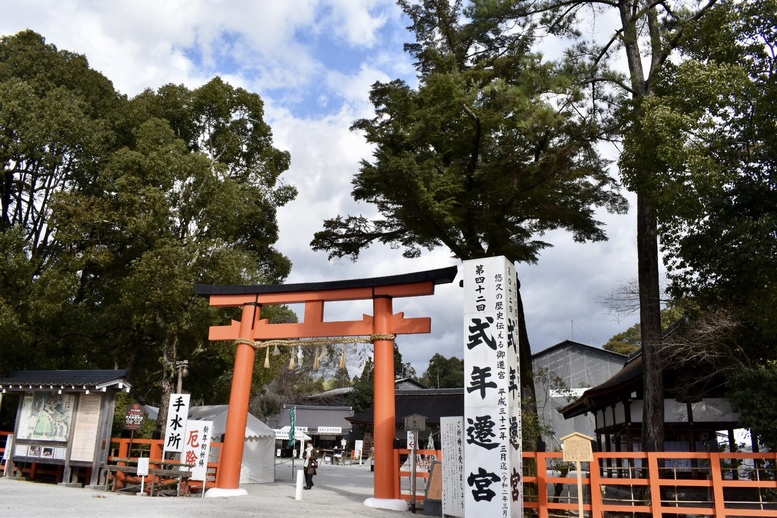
xmin=16 ymin=393 xmax=76 ymax=442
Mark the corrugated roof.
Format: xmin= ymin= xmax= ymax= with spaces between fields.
xmin=0 ymin=370 xmax=132 ymax=392
xmin=532 ymin=340 xmax=628 ymax=361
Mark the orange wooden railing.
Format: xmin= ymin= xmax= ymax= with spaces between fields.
xmin=525 ymin=450 xmax=777 ymax=517
xmin=394 ymin=449 xmax=777 ymax=516
xmin=394 ymin=448 xmax=441 ymax=501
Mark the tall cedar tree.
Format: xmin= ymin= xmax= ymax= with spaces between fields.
xmin=635 ymin=0 xmax=777 ymax=442
xmin=469 ymin=0 xmax=720 ymax=450
xmin=312 ymin=0 xmax=627 ymax=447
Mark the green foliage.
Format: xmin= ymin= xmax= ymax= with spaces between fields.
xmin=635 ymin=0 xmax=777 ymax=347
xmin=0 ymin=31 xmax=296 ymax=413
xmin=604 ymin=306 xmax=687 ymax=355
xmin=729 ymin=361 xmax=777 ymax=450
xmin=349 ymin=358 xmax=375 ymax=415
xmin=313 ymin=36 xmax=626 ymax=263
xmin=420 ymin=353 xmax=464 ymax=388
xmin=110 ymin=392 xmax=158 ymax=439
xmin=470 ymin=0 xmax=724 ymax=449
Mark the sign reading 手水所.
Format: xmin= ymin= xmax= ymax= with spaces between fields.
xmin=163 ymin=394 xmax=190 ymax=454
xmin=463 ymin=256 xmax=522 ymax=518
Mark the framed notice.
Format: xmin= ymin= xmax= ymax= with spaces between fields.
xmin=441 ymin=416 xmax=465 ymax=517
xmin=70 ymin=394 xmax=102 ymax=462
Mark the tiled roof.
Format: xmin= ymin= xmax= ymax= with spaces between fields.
xmin=348 ymin=388 xmax=464 ymax=426
xmin=0 ymin=370 xmax=132 ymax=392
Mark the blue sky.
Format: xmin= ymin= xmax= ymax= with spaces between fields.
xmin=2 ymin=1 xmax=641 ymax=377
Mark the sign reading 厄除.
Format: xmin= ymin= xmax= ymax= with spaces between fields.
xmin=183 ymin=420 xmax=214 ymax=481
xmin=463 ymin=256 xmax=522 ymax=518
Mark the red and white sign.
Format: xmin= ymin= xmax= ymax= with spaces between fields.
xmin=182 ymin=420 xmax=213 ymax=481
xmin=124 ymin=403 xmax=145 ymax=431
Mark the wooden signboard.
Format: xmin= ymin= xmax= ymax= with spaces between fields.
xmin=426 ymin=460 xmax=443 ymax=501
xmin=560 ymin=432 xmax=594 ymax=518
xmin=561 ymin=432 xmax=594 ymax=462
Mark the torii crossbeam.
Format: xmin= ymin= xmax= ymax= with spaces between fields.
xmin=195 ymin=265 xmax=457 ymax=502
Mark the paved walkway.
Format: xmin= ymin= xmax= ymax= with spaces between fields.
xmin=0 ymin=461 xmax=410 ymax=518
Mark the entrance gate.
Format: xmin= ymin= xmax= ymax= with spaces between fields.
xmin=195 ymin=266 xmax=457 ymax=501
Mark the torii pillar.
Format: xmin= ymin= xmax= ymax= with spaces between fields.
xmin=195 ymin=265 xmax=457 ymax=505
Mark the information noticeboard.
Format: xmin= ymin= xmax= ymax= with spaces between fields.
xmin=561 ymin=432 xmax=594 ymax=463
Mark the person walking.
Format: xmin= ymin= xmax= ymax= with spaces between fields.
xmin=303 ymin=444 xmax=318 ymax=489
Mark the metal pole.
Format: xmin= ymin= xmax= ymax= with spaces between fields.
xmin=411 ymin=429 xmax=417 ymax=513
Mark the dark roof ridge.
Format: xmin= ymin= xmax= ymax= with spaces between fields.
xmin=195 ymin=265 xmax=458 ymax=296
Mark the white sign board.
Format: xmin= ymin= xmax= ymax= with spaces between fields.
xmin=70 ymin=394 xmax=102 ymax=462
xmin=137 ymin=457 xmax=150 ymax=476
xmin=463 ymin=256 xmax=522 ymax=517
xmin=441 ymin=416 xmax=465 ymax=518
xmin=2 ymin=434 xmax=13 ymax=460
xmin=182 ymin=419 xmax=214 ymax=481
xmin=318 ymin=426 xmax=342 ymax=434
xmin=163 ymin=394 xmax=190 ymax=454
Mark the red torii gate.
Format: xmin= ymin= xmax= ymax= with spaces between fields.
xmin=195 ymin=265 xmax=457 ymax=502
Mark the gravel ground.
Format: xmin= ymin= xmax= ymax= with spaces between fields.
xmin=0 ymin=460 xmax=413 ymax=518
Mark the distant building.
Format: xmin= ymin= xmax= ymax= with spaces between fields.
xmin=532 ymin=340 xmax=627 ymax=450
xmin=559 ymin=351 xmax=742 ymax=453
xmin=270 ymin=404 xmax=354 ymax=453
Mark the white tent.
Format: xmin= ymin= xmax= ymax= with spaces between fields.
xmin=188 ymin=405 xmax=275 ymax=484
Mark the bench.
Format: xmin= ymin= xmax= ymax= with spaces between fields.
xmin=102 ymin=458 xmax=193 ymax=496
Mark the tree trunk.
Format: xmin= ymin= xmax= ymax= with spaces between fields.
xmin=637 ymin=194 xmax=664 ymax=451
xmin=157 ymin=332 xmax=178 ymax=433
xmin=516 ymin=274 xmax=540 ymax=449
xmin=619 ymin=0 xmax=665 ymax=452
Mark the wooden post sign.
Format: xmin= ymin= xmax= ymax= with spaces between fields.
xmin=561 ymin=432 xmax=594 ymax=518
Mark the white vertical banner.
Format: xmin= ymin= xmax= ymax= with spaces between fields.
xmin=463 ymin=256 xmax=522 ymax=518
xmin=441 ymin=416 xmax=465 ymax=518
xmin=163 ymin=393 xmax=190 ymax=454
xmin=183 ymin=420 xmax=213 ymax=481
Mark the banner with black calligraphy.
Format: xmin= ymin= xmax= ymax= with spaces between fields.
xmin=463 ymin=256 xmax=522 ymax=518
xmin=163 ymin=393 xmax=190 ymax=454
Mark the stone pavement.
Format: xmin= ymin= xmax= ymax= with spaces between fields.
xmin=0 ymin=460 xmax=413 ymax=518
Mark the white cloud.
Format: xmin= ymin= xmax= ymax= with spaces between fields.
xmin=0 ymin=0 xmax=643 ymax=377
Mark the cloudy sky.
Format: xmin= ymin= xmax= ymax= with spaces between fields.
xmin=2 ymin=1 xmax=643 ymax=376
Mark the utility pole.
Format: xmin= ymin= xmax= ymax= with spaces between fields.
xmin=176 ymin=360 xmax=188 ymax=393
